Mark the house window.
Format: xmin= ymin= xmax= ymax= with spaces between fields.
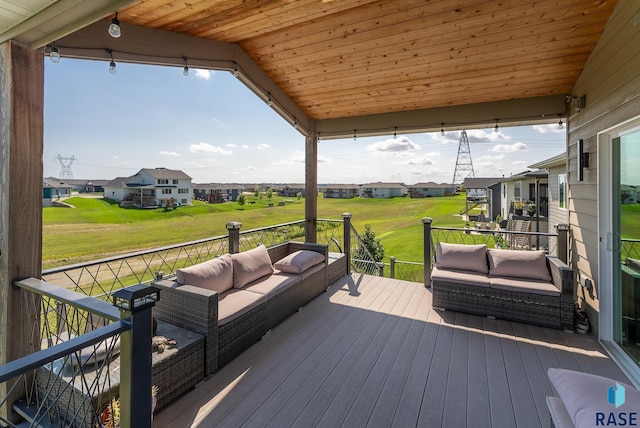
xmin=514 ymin=181 xmax=521 ymax=199
xmin=173 ymin=179 xmax=179 ymax=184
xmin=162 ymin=188 xmax=172 ymax=194
xmin=158 ymin=179 xmax=168 ymax=184
xmin=502 ymin=184 xmax=506 ymax=198
xmin=178 ymin=188 xmax=189 ymax=194
xmin=558 ymin=174 xmax=566 ymax=209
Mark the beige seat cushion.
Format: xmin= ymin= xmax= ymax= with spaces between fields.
xmin=487 ymin=249 xmax=552 ymax=282
xmin=274 ymin=250 xmax=325 ymax=273
xmin=176 ymin=254 xmax=233 ymax=294
xmin=217 ymin=289 xmax=267 ymax=326
xmin=431 ymin=266 xmax=490 ymax=288
xmin=297 ymin=262 xmax=324 ymax=281
xmin=243 ymin=273 xmax=301 ymax=296
xmin=231 ymin=245 xmax=275 ymax=288
xmin=490 ymin=276 xmax=560 ymax=297
xmin=435 ymin=242 xmax=488 ymax=274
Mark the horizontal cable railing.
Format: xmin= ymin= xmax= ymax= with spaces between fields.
xmin=622 ymin=238 xmax=640 ymax=261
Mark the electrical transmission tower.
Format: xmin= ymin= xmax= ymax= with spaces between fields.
xmin=453 ymin=131 xmax=476 ymax=186
xmin=452 ymin=130 xmax=475 ymax=187
xmin=55 ymin=154 xmax=77 ymax=179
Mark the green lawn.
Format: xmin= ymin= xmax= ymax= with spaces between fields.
xmin=43 ymin=194 xmax=467 ymax=269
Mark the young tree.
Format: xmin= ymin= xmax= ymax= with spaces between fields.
xmin=352 ymin=225 xmax=385 ymax=272
xmin=254 ymin=189 xmax=260 ymax=198
xmin=266 ymin=189 xmax=273 ymax=199
xmin=237 ymin=194 xmax=246 ymax=207
xmin=296 ymin=192 xmax=302 ymax=200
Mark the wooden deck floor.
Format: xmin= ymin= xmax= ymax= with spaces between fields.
xmin=154 ymin=274 xmax=628 ymax=428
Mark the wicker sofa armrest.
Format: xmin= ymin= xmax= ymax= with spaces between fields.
xmin=153 ymin=278 xmax=219 ymax=376
xmin=546 ymin=255 xmax=575 ymax=331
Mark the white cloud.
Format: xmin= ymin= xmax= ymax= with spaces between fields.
xmin=226 ymin=143 xmax=236 ymax=148
xmin=532 ymin=123 xmax=565 ymax=134
xmin=242 ymin=144 xmax=250 ymax=150
xmin=284 ymin=150 xmax=330 ymax=164
xmin=512 ymin=160 xmax=528 ymax=167
xmin=367 ymin=136 xmax=419 ymax=153
xmin=477 ymin=154 xmax=506 ymax=161
xmin=189 ymin=142 xmax=232 ymax=155
xmin=159 ymin=151 xmax=180 ymax=156
xmin=121 ymin=161 xmax=131 ymax=165
xmin=257 ymin=143 xmax=270 ymax=150
xmin=490 ymin=142 xmax=528 ymax=153
xmin=243 ymin=165 xmax=256 ymax=171
xmin=112 ymin=155 xmax=119 ymax=159
xmin=467 ymin=129 xmax=511 ymax=143
xmin=194 ymin=69 xmax=213 ymax=80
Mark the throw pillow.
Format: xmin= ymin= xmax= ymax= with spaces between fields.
xmin=176 ymin=254 xmax=233 ymax=293
xmin=231 ymin=244 xmax=275 ymax=288
xmin=435 ymin=242 xmax=488 ymax=274
xmin=274 ymin=250 xmax=325 ymax=274
xmin=487 ymin=249 xmax=551 ymax=281
xmin=548 ymin=368 xmax=640 ymax=428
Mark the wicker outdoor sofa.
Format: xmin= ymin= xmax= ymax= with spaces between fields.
xmin=153 ymin=241 xmax=329 ymax=376
xmin=430 ymin=242 xmax=574 ymax=330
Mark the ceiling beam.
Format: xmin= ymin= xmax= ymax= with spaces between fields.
xmin=314 ymin=94 xmax=570 ymax=140
xmin=54 ymin=21 xmax=313 ymax=135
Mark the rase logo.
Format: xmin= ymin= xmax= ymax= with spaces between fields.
xmin=596 ymin=383 xmax=637 ymax=426
xmin=610 ymin=383 xmax=627 ymax=408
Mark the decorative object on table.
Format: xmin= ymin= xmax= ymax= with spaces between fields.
xmin=97 ymin=386 xmax=158 ymax=428
xmin=152 ymin=335 xmax=177 ymax=353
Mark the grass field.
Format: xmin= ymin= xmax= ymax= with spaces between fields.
xmin=43 ymin=194 xmax=467 ymax=269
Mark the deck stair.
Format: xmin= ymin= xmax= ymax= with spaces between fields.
xmin=12 ymin=400 xmax=62 ymax=428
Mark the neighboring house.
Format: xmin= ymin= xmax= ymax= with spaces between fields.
xmin=103 ymin=168 xmax=192 ymax=208
xmin=45 ymin=177 xmax=109 ymax=193
xmin=322 ymin=184 xmax=359 ymax=199
xmin=498 ymin=170 xmax=548 ymax=219
xmin=359 ymin=182 xmax=407 ymax=198
xmin=407 ymin=182 xmax=456 ymax=198
xmin=42 ymin=178 xmax=73 ymax=207
xmin=280 ymin=184 xmax=305 ymax=197
xmin=530 ymin=153 xmax=568 ymax=234
xmin=193 ymin=183 xmax=244 ymax=203
xmin=463 ymin=177 xmax=502 ymax=221
xmin=621 ymin=185 xmax=638 ymax=205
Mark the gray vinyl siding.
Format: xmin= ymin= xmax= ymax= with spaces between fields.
xmin=567 ymin=0 xmax=640 ymax=335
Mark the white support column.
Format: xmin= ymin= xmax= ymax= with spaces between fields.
xmin=0 ymin=40 xmax=44 ymax=422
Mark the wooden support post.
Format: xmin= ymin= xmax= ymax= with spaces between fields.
xmin=0 ymin=40 xmax=44 ymax=423
xmin=305 ymin=133 xmax=317 ymax=243
xmin=556 ymin=223 xmax=570 ymax=264
xmin=227 ymin=222 xmax=242 ymax=254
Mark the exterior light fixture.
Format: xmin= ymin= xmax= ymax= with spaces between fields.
xmin=558 ymin=117 xmax=564 ymax=129
xmin=267 ymin=94 xmax=272 ymax=107
xmin=50 ymin=43 xmax=61 ymax=63
xmin=293 ymin=119 xmax=298 ymax=129
xmin=440 ymin=123 xmax=445 ymax=136
xmin=113 ymin=284 xmax=160 ymax=313
xmin=494 ymin=119 xmax=499 ymax=133
xmin=108 ymin=12 xmax=121 ymax=38
xmin=353 ymin=130 xmax=357 ymax=141
xmin=182 ymin=57 xmax=189 ymax=76
xmin=394 ymin=127 xmax=397 ymax=139
xmin=107 ymin=49 xmax=116 ymax=74
xmin=232 ymin=65 xmax=239 ymax=77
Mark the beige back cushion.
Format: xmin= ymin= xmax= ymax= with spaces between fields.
xmin=487 ymin=249 xmax=551 ymax=281
xmin=435 ymin=242 xmax=488 ymax=274
xmin=231 ymin=244 xmax=275 ymax=288
xmin=176 ymin=254 xmax=233 ymax=293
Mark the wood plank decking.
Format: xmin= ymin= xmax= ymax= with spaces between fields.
xmin=154 ymin=274 xmax=628 ymax=428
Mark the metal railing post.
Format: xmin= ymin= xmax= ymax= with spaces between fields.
xmin=227 ymin=222 xmax=242 ymax=254
xmin=556 ymin=223 xmax=570 ymax=264
xmin=343 ymin=213 xmax=352 ymax=275
xmin=390 ymin=256 xmax=396 ymax=278
xmin=423 ymin=217 xmax=433 ymax=288
xmin=378 ymin=262 xmax=384 ymax=277
xmin=113 ymin=285 xmax=160 ymax=428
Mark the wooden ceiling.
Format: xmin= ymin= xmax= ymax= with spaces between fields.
xmin=115 ymin=0 xmax=618 ymax=122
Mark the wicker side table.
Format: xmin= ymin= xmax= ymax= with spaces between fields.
xmin=36 ymin=320 xmax=204 ymax=428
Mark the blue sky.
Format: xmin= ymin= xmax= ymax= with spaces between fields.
xmin=44 ymin=59 xmax=567 ymax=184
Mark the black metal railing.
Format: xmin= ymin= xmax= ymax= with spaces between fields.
xmin=0 ymin=280 xmax=157 ymax=428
